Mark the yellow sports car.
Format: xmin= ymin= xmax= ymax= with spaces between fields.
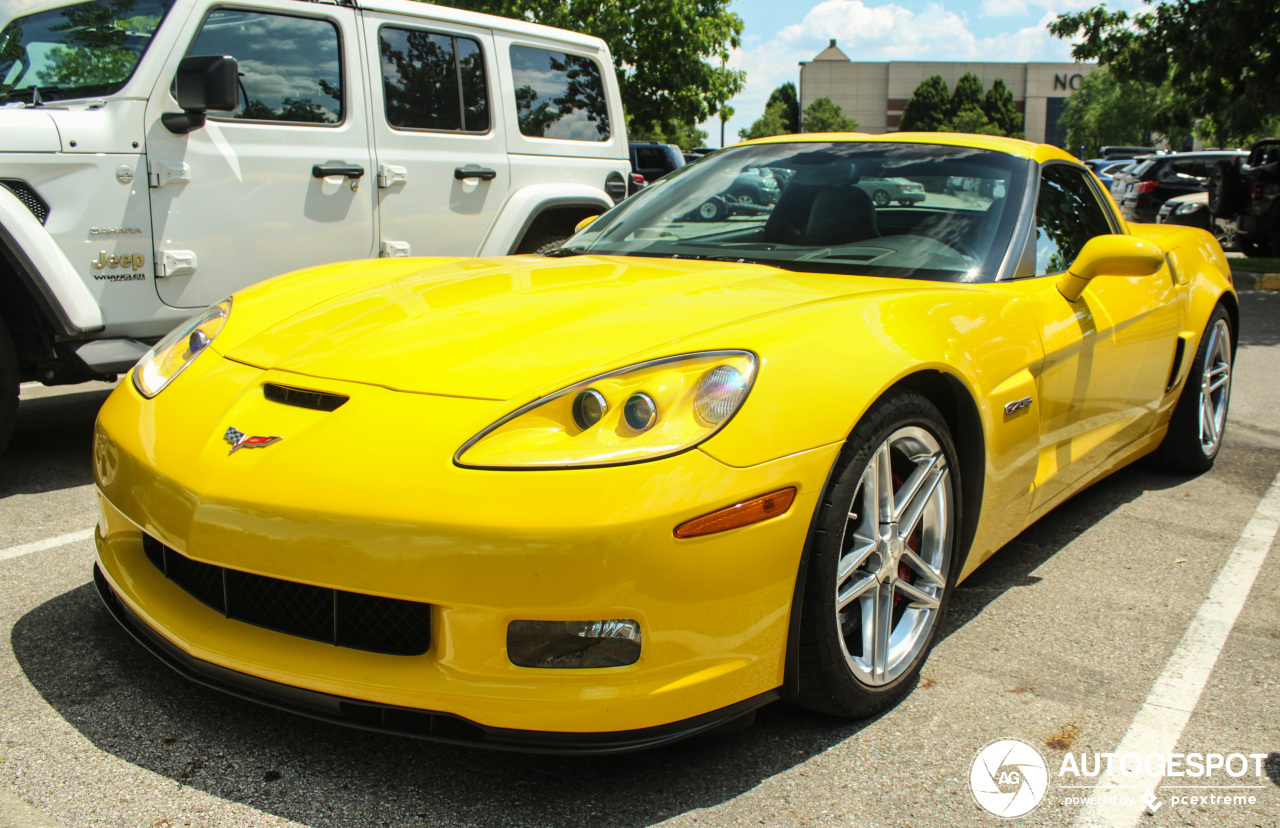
xmin=93 ymin=134 xmax=1237 ymax=753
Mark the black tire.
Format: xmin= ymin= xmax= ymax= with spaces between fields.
xmin=516 ymin=235 xmax=566 ymax=255
xmin=1207 ymin=161 xmax=1241 ymax=217
xmin=696 ymin=197 xmax=727 ymax=221
xmin=789 ymin=392 xmax=962 ymax=718
xmin=897 ymin=200 xmax=912 ymax=206
xmin=1158 ymin=305 xmax=1233 ymax=473
xmin=0 ymin=314 xmax=17 ymax=460
xmin=1240 ymin=237 xmax=1269 ymax=257
xmin=871 ymin=189 xmax=890 ymax=207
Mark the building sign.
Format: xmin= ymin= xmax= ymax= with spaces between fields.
xmin=1054 ymin=73 xmax=1085 ymax=91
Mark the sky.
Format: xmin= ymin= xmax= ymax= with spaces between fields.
xmin=714 ymin=0 xmax=1146 ymax=145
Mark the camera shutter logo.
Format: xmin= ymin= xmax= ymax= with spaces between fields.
xmin=970 ymin=738 xmax=1049 ymax=818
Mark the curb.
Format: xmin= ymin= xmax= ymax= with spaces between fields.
xmin=1232 ymin=271 xmax=1280 ymax=291
xmin=0 ymin=790 xmax=60 ymax=828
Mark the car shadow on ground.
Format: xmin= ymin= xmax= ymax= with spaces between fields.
xmin=1 ymin=386 xmax=113 ymax=496
xmin=8 ymin=448 xmax=1271 ymax=828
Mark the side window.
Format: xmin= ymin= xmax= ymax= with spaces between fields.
xmin=187 ymin=10 xmax=342 ymax=124
xmin=509 ymin=45 xmax=609 ymax=141
xmin=1033 ymin=165 xmax=1114 ymax=276
xmin=379 ymin=27 xmax=489 ymax=132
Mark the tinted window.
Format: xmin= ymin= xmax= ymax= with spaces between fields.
xmin=510 ymin=46 xmax=609 ymax=141
xmin=188 ymin=10 xmax=341 ymax=124
xmin=1131 ymin=159 xmax=1157 ymax=178
xmin=1034 ymin=165 xmax=1114 ymax=276
xmin=379 ymin=27 xmax=489 ymax=132
xmin=1166 ymin=158 xmax=1210 ymax=180
xmin=0 ymin=0 xmax=175 ymax=103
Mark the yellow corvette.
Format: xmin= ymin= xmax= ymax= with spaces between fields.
xmin=93 ymin=134 xmax=1237 ymax=753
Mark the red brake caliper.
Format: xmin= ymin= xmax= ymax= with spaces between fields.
xmin=892 ymin=473 xmax=917 ymax=606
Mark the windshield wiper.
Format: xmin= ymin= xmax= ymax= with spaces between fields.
xmin=0 ymin=85 xmax=62 ymax=106
xmin=542 ymin=246 xmax=589 ymax=257
xmin=639 ymin=252 xmax=767 ymax=265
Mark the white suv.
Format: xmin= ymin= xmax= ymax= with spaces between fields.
xmin=0 ymin=0 xmax=631 ymax=454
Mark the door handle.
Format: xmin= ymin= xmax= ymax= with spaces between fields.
xmin=455 ymin=167 xmax=497 ymax=181
xmin=312 ymin=162 xmax=365 ymax=179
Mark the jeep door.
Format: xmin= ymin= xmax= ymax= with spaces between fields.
xmin=145 ymin=1 xmax=376 ymax=309
xmin=362 ymin=13 xmax=509 ymax=258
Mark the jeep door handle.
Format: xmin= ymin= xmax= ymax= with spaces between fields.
xmin=312 ymin=162 xmax=365 ymax=179
xmin=455 ymin=167 xmax=497 ymax=181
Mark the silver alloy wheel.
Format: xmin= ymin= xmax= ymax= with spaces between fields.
xmin=834 ymin=426 xmax=952 ymax=686
xmin=698 ymin=200 xmax=719 ymax=220
xmin=1198 ymin=318 xmax=1232 ymax=455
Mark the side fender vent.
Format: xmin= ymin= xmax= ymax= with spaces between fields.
xmin=0 ymin=180 xmax=49 ymax=224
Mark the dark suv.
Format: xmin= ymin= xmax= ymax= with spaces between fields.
xmin=629 ymin=142 xmax=685 ymax=183
xmin=1208 ymin=138 xmax=1280 ymax=257
xmin=1119 ymin=151 xmax=1246 ymax=223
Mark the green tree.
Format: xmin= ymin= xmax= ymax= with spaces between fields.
xmin=983 ymin=78 xmax=1023 ymax=138
xmin=433 ymin=0 xmax=745 ymax=135
xmin=951 ymin=72 xmax=984 ymax=115
xmin=1057 ymin=67 xmax=1194 ymax=158
xmin=765 ymin=82 xmax=800 ymax=133
xmin=1050 ymin=0 xmax=1280 ymax=142
xmin=802 ymin=97 xmax=858 ymax=133
xmin=942 ymin=107 xmax=1004 ymax=136
xmin=630 ymin=118 xmax=708 ymax=150
xmin=899 ymin=75 xmax=951 ymax=132
xmin=738 ymin=101 xmax=790 ymax=140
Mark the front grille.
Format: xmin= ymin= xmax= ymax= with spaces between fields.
xmin=0 ymin=180 xmax=49 ymax=224
xmin=142 ymin=535 xmax=431 ymax=655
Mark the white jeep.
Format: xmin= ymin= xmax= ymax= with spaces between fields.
xmin=0 ymin=0 xmax=631 ymax=454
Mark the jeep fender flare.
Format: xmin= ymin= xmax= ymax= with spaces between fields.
xmin=480 ymin=184 xmax=614 ymax=256
xmin=0 ymin=187 xmax=103 ymax=335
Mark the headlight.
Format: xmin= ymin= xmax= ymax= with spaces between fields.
xmin=132 ymin=299 xmax=231 ymax=398
xmin=456 ymin=350 xmax=757 ymax=469
xmin=1175 ymin=201 xmax=1205 ymax=215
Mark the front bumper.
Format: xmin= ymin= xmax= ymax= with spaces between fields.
xmin=93 ymin=357 xmax=839 ymax=741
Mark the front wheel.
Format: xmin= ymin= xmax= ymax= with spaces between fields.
xmin=1158 ymin=306 xmax=1233 ymax=472
xmin=871 ymin=189 xmax=891 ymax=207
xmin=0 ymin=314 xmax=17 ymax=459
xmin=790 ymin=392 xmax=961 ymax=718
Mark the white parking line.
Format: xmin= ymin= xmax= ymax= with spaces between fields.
xmin=0 ymin=529 xmax=95 ymax=562
xmin=1074 ymin=469 xmax=1280 ymax=828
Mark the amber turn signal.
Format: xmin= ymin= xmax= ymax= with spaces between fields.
xmin=674 ymin=487 xmax=797 ymax=539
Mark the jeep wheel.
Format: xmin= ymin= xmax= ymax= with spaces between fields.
xmin=517 ymin=235 xmax=567 ymax=255
xmin=0 ymin=314 xmax=18 ymax=459
xmin=1208 ymin=161 xmax=1242 ymax=217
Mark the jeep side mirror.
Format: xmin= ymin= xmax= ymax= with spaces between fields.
xmin=162 ymin=55 xmax=239 ymax=135
xmin=574 ymin=215 xmax=600 ymax=233
xmin=1057 ymin=234 xmax=1165 ymax=302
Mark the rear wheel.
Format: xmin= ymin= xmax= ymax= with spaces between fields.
xmin=790 ymin=393 xmax=960 ymax=718
xmin=1158 ymin=306 xmax=1233 ymax=472
xmin=517 ymin=235 xmax=566 ymax=255
xmin=696 ymin=197 xmax=727 ymax=221
xmin=0 ymin=315 xmax=17 ymax=459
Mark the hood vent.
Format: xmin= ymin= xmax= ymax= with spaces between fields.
xmin=263 ymin=383 xmax=348 ymax=412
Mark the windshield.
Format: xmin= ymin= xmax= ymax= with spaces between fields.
xmin=563 ymin=142 xmax=1029 ymax=283
xmin=0 ymin=0 xmax=175 ymax=105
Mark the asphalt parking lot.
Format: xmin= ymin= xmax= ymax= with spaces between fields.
xmin=1 ymin=291 xmax=1278 ymax=828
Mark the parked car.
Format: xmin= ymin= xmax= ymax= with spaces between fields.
xmin=93 ymin=133 xmax=1236 ymax=753
xmin=0 ymin=0 xmax=631 ymax=457
xmin=857 ymin=177 xmax=926 ymax=206
xmin=1158 ymin=192 xmax=1233 ymax=248
xmin=630 ymin=142 xmax=685 ymax=183
xmin=1207 ymin=138 xmax=1280 ymax=257
xmin=1119 ymin=151 xmax=1248 ymax=223
xmin=1100 ymin=145 xmax=1162 ymax=159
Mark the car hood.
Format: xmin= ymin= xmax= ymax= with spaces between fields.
xmin=225 ymin=255 xmax=908 ymax=400
xmin=0 ymin=110 xmax=61 ymax=152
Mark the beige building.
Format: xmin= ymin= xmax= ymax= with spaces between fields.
xmin=798 ymin=40 xmax=1096 ymax=146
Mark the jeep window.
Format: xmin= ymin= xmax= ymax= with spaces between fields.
xmin=378 ymin=28 xmax=489 ymax=132
xmin=187 ymin=11 xmax=342 ymax=125
xmin=509 ymin=46 xmax=609 ymax=141
xmin=0 ymin=0 xmax=175 ymax=104
xmin=1033 ymin=164 xmax=1113 ymax=276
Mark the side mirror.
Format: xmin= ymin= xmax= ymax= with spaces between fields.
xmin=1056 ymin=234 xmax=1165 ymax=302
xmin=163 ymin=55 xmax=239 ymax=135
xmin=574 ymin=215 xmax=600 ymax=233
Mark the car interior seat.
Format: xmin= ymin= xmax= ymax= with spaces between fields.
xmin=763 ymin=162 xmax=879 ymax=246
